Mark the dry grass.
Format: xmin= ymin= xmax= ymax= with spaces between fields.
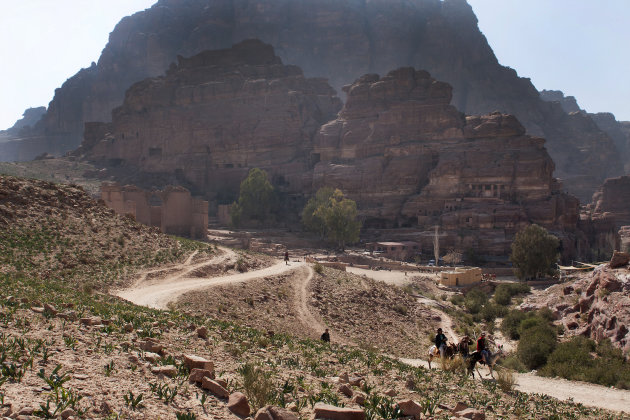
xmin=496 ymin=367 xmax=517 ymax=393
xmin=441 ymin=355 xmax=466 ymax=374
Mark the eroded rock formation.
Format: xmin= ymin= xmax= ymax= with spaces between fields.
xmin=86 ymin=40 xmax=341 ymax=203
xmin=312 ymin=68 xmax=580 ymax=256
xmin=3 ymin=0 xmax=622 ymax=201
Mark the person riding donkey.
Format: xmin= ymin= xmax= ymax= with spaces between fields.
xmin=476 ymin=331 xmax=494 ymax=365
xmin=435 ymin=328 xmax=448 ymax=358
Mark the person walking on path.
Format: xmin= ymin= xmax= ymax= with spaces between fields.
xmin=284 ymin=250 xmax=289 ymax=265
xmin=321 ymin=328 xmax=330 ymax=343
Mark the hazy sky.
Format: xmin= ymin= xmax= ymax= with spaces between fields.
xmin=1 ymin=0 xmax=629 ymax=129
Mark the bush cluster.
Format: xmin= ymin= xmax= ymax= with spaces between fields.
xmin=493 ymin=283 xmax=530 ymax=306
xmin=541 ymin=337 xmax=630 ymax=389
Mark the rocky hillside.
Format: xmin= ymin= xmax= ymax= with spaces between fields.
xmin=1 ymin=0 xmax=622 ymax=201
xmin=520 ymin=261 xmax=630 ymax=355
xmin=0 ymin=175 xmax=623 ymax=418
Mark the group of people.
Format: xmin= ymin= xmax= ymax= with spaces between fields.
xmin=435 ymin=327 xmax=492 ymax=364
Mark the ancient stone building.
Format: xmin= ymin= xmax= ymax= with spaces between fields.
xmin=101 ymin=183 xmax=208 ymax=239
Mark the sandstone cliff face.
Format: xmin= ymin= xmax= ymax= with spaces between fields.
xmin=312 ymin=68 xmax=580 ymax=256
xmin=3 ymin=0 xmax=621 ymax=201
xmin=86 ymin=40 xmax=341 ymax=201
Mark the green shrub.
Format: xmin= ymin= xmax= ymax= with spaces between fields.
xmin=313 ymin=263 xmax=324 ymax=274
xmin=500 ymin=354 xmax=527 ymax=372
xmin=449 ymin=294 xmax=464 ymax=306
xmin=500 ymin=309 xmax=528 ymax=340
xmin=464 ymin=289 xmax=488 ymax=314
xmin=541 ymin=337 xmax=630 ymax=388
xmin=493 ymin=283 xmax=531 ymax=306
xmin=238 ymin=363 xmax=276 ymax=411
xmin=480 ymin=302 xmax=508 ymax=322
xmin=517 ymin=322 xmax=557 ymax=370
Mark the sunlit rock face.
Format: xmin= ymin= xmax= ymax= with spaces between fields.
xmin=86 ymin=40 xmax=342 ymax=200
xmin=1 ymin=0 xmax=622 ymax=201
xmin=312 ymin=68 xmax=580 ymax=256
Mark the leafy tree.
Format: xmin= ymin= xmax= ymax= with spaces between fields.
xmin=510 ymin=224 xmax=559 ymax=280
xmin=308 ymin=188 xmax=361 ymax=250
xmin=442 ymin=250 xmax=462 ymax=266
xmin=301 ymin=186 xmax=334 ymax=237
xmin=230 ymin=168 xmax=274 ymax=227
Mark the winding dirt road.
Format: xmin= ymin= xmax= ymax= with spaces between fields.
xmin=115 ymin=251 xmax=630 ymax=414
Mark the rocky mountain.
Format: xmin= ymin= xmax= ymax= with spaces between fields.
xmin=313 ymin=68 xmax=580 ymax=256
xmin=540 ymin=89 xmax=630 ymax=174
xmin=80 ymin=41 xmax=584 ymax=258
xmin=83 ymin=39 xmax=341 ymax=202
xmin=0 ymin=107 xmax=46 ymax=136
xmin=0 ymin=0 xmax=622 ymax=201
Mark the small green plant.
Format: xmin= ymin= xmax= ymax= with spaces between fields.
xmin=236 ymin=257 xmax=246 ymax=272
xmin=104 ymin=360 xmax=115 ymax=377
xmin=313 ymin=262 xmax=324 ymax=274
xmin=123 ymin=391 xmax=143 ymax=410
xmin=63 ymin=335 xmax=77 ymax=350
xmin=364 ymin=395 xmax=401 ymax=420
xmin=176 ymin=412 xmax=197 ymax=420
xmin=238 ymin=362 xmax=276 ymax=411
xmin=150 ymin=381 xmax=180 ymax=404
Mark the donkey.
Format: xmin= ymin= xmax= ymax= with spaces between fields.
xmin=427 ymin=342 xmax=457 ymax=369
xmin=466 ymin=345 xmax=504 ymax=379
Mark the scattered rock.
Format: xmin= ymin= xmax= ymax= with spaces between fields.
xmin=124 ymin=323 xmax=134 ymax=332
xmin=338 ymin=384 xmax=353 ymax=397
xmin=189 ymin=368 xmax=215 ymax=383
xmin=348 ymin=376 xmax=363 ymax=386
xmin=255 ymin=405 xmax=299 ymax=420
xmin=201 ymin=377 xmax=229 ymax=398
xmin=338 ymin=372 xmax=349 ymax=384
xmin=138 ymin=340 xmax=163 ymax=353
xmin=61 ymin=408 xmax=76 ymax=419
xmin=80 ymin=316 xmax=103 ymax=326
xmin=352 ymin=392 xmax=366 ymax=405
xmin=227 ymin=392 xmax=250 ymax=417
xmin=197 ymin=326 xmax=208 ymax=339
xmin=397 ymin=399 xmax=422 ymax=419
xmin=183 ymin=354 xmax=213 ymax=371
xmin=151 ymin=365 xmax=177 ymax=377
xmin=142 ymin=351 xmax=161 ymax=363
xmin=58 ymin=311 xmax=78 ymax=321
xmin=384 ymin=389 xmax=396 ymax=397
xmin=43 ymin=303 xmax=58 ymax=316
xmin=313 ymin=402 xmax=365 ymax=420
xmin=456 ymin=408 xmax=486 ymax=420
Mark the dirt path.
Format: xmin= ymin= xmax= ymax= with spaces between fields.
xmin=117 ymin=246 xmax=299 ymax=308
xmin=292 ymin=265 xmax=329 ymax=339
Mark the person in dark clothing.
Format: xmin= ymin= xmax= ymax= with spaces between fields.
xmin=321 ymin=328 xmax=330 ymax=343
xmin=458 ymin=335 xmax=474 ymax=358
xmin=435 ymin=328 xmax=447 ymax=357
xmin=284 ymin=251 xmax=289 ymax=265
xmin=477 ymin=332 xmax=491 ymax=364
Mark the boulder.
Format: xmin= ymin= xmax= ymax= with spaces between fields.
xmin=255 ymin=405 xmax=299 ymax=420
xmin=142 ymin=352 xmax=161 ymax=363
xmin=313 ymin=403 xmax=365 ymax=420
xmin=338 ymin=384 xmax=353 ymax=397
xmin=183 ymin=354 xmax=213 ymax=371
xmin=227 ymin=392 xmax=250 ymax=417
xmin=138 ymin=340 xmax=163 ymax=353
xmin=397 ymin=400 xmax=422 ymax=419
xmin=610 ymin=251 xmax=630 ymax=268
xmin=43 ymin=303 xmax=57 ymax=316
xmin=151 ymin=365 xmax=177 ymax=377
xmin=456 ymin=408 xmax=486 ymax=420
xmin=352 ymin=392 xmax=366 ymax=405
xmin=189 ymin=368 xmax=215 ymax=383
xmin=201 ymin=377 xmax=229 ymax=398
xmin=197 ymin=326 xmax=208 ymax=339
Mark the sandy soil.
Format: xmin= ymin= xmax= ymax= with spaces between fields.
xmin=114 ymin=250 xmax=630 ymax=415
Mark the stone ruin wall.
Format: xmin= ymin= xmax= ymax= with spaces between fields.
xmin=101 ymin=183 xmax=208 ymax=239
